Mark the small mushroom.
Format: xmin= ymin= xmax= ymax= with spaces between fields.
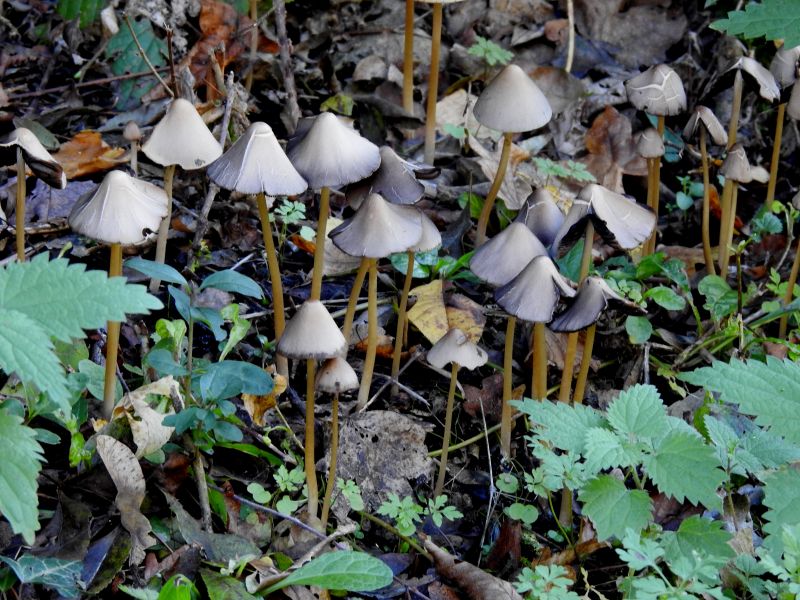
xmin=636 ymin=128 xmax=665 ymax=254
xmin=427 ymin=328 xmax=487 ymax=496
xmin=515 ymin=188 xmax=565 ymax=248
xmin=0 ymin=128 xmax=66 ymax=261
xmin=718 ymin=143 xmax=752 ymax=275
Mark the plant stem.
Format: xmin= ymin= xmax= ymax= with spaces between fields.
xmin=402 ymin=0 xmax=415 ymax=115
xmin=532 ymin=322 xmax=547 ymax=399
xmin=245 ymin=0 xmax=257 ymax=92
xmin=15 ymin=147 xmax=25 ymax=261
xmin=342 ymin=258 xmax=369 ymax=347
xmin=423 ymin=2 xmax=442 ymax=165
xmin=727 ymin=71 xmax=743 ymax=149
xmin=699 ymin=128 xmax=715 ymax=275
xmin=765 ymin=102 xmax=786 ymax=211
xmin=434 ymin=362 xmax=460 ymax=498
xmin=475 ymin=131 xmax=513 ymax=245
xmin=718 ymin=179 xmax=734 ymax=275
xmin=183 ymin=433 xmax=212 ymax=531
xmin=257 ymin=193 xmax=288 ymax=378
xmin=391 ymin=251 xmax=415 ymax=396
xmin=185 ymin=313 xmax=194 ymax=402
xmin=309 ymin=186 xmax=330 ymax=302
xmin=357 ymin=259 xmax=379 ymax=410
xmin=320 ymin=391 xmax=339 ymax=529
xmin=565 ymin=0 xmax=575 ymax=73
xmin=572 ymin=323 xmax=595 ymax=405
xmin=780 ymin=242 xmax=800 ymax=338
xmin=358 ymin=511 xmax=432 ymax=560
xmin=102 ymin=243 xmax=123 ymax=419
xmin=647 ymin=115 xmax=665 ymax=255
xmin=150 ymin=164 xmax=176 ymax=292
xmin=305 ymin=359 xmax=319 ymax=521
xmin=500 ymin=316 xmax=516 ymax=459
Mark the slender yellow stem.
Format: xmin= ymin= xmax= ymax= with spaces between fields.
xmin=699 ymin=129 xmax=715 ymax=276
xmin=305 ymin=359 xmax=319 ymax=520
xmin=391 ymin=251 xmax=415 ymax=395
xmin=727 ymin=71 xmax=743 ymax=149
xmin=647 ymin=115 xmax=665 ymax=255
xmin=423 ymin=2 xmax=442 ymax=165
xmin=343 ymin=259 xmax=369 ymax=347
xmin=356 ymin=259 xmax=378 ymax=410
xmin=130 ymin=141 xmax=139 ymax=176
xmin=645 ymin=157 xmax=658 ymax=255
xmin=532 ymin=322 xmax=547 ymax=400
xmin=257 ymin=193 xmax=288 ymax=378
xmin=402 ymin=0 xmax=415 ymax=115
xmin=103 ymin=243 xmax=123 ymax=419
xmin=310 ymin=186 xmax=331 ymax=302
xmin=766 ymin=103 xmax=786 ymax=210
xmin=572 ymin=323 xmax=596 ymax=404
xmin=476 ymin=132 xmax=513 ymax=245
xmin=780 ymin=241 xmax=800 ymax=338
xmin=726 ymin=185 xmax=739 ymax=274
xmin=150 ymin=164 xmax=176 ymax=292
xmin=501 ymin=316 xmax=517 ymax=458
xmin=434 ymin=362 xmax=459 ymax=498
xmin=15 ymin=147 xmax=25 ymax=261
xmin=246 ymin=0 xmax=257 ymax=92
xmin=718 ymin=179 xmax=734 ymax=275
xmin=320 ymin=391 xmax=339 ymax=529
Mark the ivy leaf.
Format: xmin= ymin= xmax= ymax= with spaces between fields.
xmin=661 ymin=516 xmax=734 ymax=569
xmin=579 ymin=475 xmax=652 ymax=540
xmin=513 ymin=399 xmax=604 ymax=454
xmin=712 ymin=0 xmax=800 ymax=49
xmin=0 ymin=555 xmax=82 ymax=598
xmin=264 ymin=551 xmax=393 ymax=594
xmin=606 ymin=384 xmax=668 ymax=439
xmin=762 ymin=468 xmax=800 ymax=554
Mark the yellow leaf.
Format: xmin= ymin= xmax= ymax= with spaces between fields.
xmin=242 ymin=370 xmax=287 ymax=426
xmin=407 ymin=280 xmax=449 ymax=344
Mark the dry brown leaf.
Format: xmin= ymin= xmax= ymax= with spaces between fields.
xmin=51 ymin=131 xmax=126 ymax=179
xmin=242 ymin=370 xmax=288 ymax=426
xmin=435 ymin=90 xmax=482 ymax=137
xmin=582 ymin=106 xmax=646 ymax=193
xmin=469 ymin=134 xmax=532 ymax=209
xmin=324 ymin=217 xmax=361 ymax=276
xmin=113 ymin=376 xmax=178 ymax=458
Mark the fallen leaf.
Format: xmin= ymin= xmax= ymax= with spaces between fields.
xmin=531 ymin=67 xmax=586 ymax=116
xmin=113 ymin=376 xmax=178 ymax=458
xmin=485 ymin=519 xmax=521 ymax=571
xmin=407 ymin=280 xmax=449 ymax=344
xmin=51 ymin=131 xmax=126 ymax=179
xmin=582 ymin=106 xmax=646 ymax=193
xmin=324 ymin=217 xmax=361 ymax=276
xmin=445 ymin=294 xmax=485 ymax=343
xmin=27 ymin=179 xmax=96 ymax=222
xmin=469 ymin=133 xmax=532 ymax=209
xmin=242 ymin=370 xmax=288 ymax=426
xmin=435 ymin=90 xmax=482 ymax=137
xmin=462 ymin=374 xmax=504 ymax=421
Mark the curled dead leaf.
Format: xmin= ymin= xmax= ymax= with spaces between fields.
xmin=242 ymin=370 xmax=288 ymax=426
xmin=51 ymin=131 xmax=126 ymax=179
xmin=113 ymin=376 xmax=179 ymax=458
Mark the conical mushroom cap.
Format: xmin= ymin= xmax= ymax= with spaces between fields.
xmin=329 ymin=193 xmax=423 ymax=258
xmin=346 ymin=146 xmax=425 ymax=208
xmin=787 ymin=80 xmax=800 ymax=121
xmin=69 ymin=170 xmax=168 ymax=245
xmin=516 ymin=189 xmax=564 ymax=247
xmin=770 ymin=45 xmax=800 ymax=88
xmin=683 ymin=106 xmax=728 ymax=147
xmin=473 ymin=64 xmax=552 ymax=132
xmin=625 ymin=64 xmax=687 ymax=116
xmin=585 ymin=184 xmax=656 ymax=250
xmin=470 ymin=222 xmax=549 ymax=287
xmin=287 ymin=112 xmax=381 ymax=189
xmin=636 ymin=128 xmax=665 ymax=159
xmin=495 ymin=256 xmax=576 ymax=323
xmin=207 ymin=122 xmax=307 ymax=196
xmin=315 ymin=356 xmax=359 ymax=393
xmin=549 ymin=277 xmax=641 ymax=332
xmin=0 ymin=128 xmax=66 ymax=189
xmin=276 ymin=300 xmax=346 ymax=359
xmin=410 ymin=211 xmax=442 ymax=253
xmin=720 ymin=143 xmax=752 ymax=183
xmin=427 ymin=328 xmax=488 ymax=370
xmin=141 ymin=98 xmax=222 ymax=169
xmin=726 ymin=57 xmax=780 ymax=101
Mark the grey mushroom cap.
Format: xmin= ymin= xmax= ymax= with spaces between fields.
xmin=69 ymin=170 xmax=168 ymax=245
xmin=720 ymin=143 xmax=752 ymax=183
xmin=141 ymin=98 xmax=223 ymax=170
xmin=427 ymin=328 xmax=488 ymax=370
xmin=123 ymin=121 xmax=142 ymax=142
xmin=516 ymin=189 xmax=564 ymax=247
xmin=549 ymin=277 xmax=642 ymax=332
xmin=330 ymin=193 xmax=423 ymax=258
xmin=788 ymin=80 xmax=800 ymax=121
xmin=495 ymin=256 xmax=576 ymax=323
xmin=410 ymin=211 xmax=442 ymax=253
xmin=770 ymin=45 xmax=800 ymax=88
xmin=0 ymin=128 xmax=66 ymax=189
xmin=315 ymin=356 xmax=359 ymax=394
xmin=473 ymin=64 xmax=552 ymax=133
xmin=625 ymin=64 xmax=687 ymax=116
xmin=636 ymin=128 xmax=665 ymax=159
xmin=726 ymin=57 xmax=780 ymax=102
xmin=276 ymin=300 xmax=346 ymax=360
xmin=346 ymin=146 xmax=425 ymax=208
xmin=287 ymin=112 xmax=381 ymax=189
xmin=207 ymin=122 xmax=307 ymax=196
xmin=470 ymin=222 xmax=549 ymax=287
xmin=683 ymin=106 xmax=728 ymax=147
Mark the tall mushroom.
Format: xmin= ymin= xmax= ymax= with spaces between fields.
xmin=717 ymin=143 xmax=752 ymax=277
xmin=473 ymin=64 xmax=553 ymax=245
xmin=427 ymin=328 xmax=487 ymax=497
xmin=635 ymin=128 xmax=665 ymax=255
xmin=141 ymin=98 xmax=222 ymax=291
xmin=0 ymin=128 xmax=66 ymax=261
xmin=765 ymin=45 xmax=800 ymax=210
xmin=68 ymin=170 xmax=168 ymax=418
xmin=207 ymin=122 xmax=308 ymax=378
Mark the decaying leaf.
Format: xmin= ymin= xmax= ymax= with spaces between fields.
xmin=469 ymin=134 xmax=532 ymax=210
xmin=407 ymin=281 xmax=485 ymax=344
xmin=51 ymin=131 xmax=126 ymax=179
xmin=435 ymin=90 xmax=482 ymax=138
xmin=113 ymin=376 xmax=178 ymax=458
xmin=242 ymin=370 xmax=288 ymax=426
xmin=445 ymin=294 xmax=486 ymax=343
xmin=324 ymin=217 xmax=362 ymax=276
xmin=582 ymin=106 xmax=646 ymax=193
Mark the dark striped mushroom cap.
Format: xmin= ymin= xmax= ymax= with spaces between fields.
xmin=0 ymin=128 xmax=66 ymax=189
xmin=515 ymin=189 xmax=564 ymax=248
xmin=726 ymin=56 xmax=781 ymax=102
xmin=495 ymin=256 xmax=576 ymax=323
xmin=473 ymin=64 xmax=552 ymax=133
xmin=141 ymin=98 xmax=222 ymax=170
xmin=427 ymin=328 xmax=488 ymax=370
xmin=683 ymin=106 xmax=728 ymax=147
xmin=276 ymin=300 xmax=346 ymax=360
xmin=549 ymin=277 xmax=642 ymax=332
xmin=625 ymin=64 xmax=687 ymax=116
xmin=636 ymin=128 xmax=665 ymax=159
xmin=470 ymin=222 xmax=549 ymax=287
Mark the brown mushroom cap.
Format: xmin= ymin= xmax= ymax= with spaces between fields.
xmin=69 ymin=170 xmax=168 ymax=245
xmin=276 ymin=300 xmax=346 ymax=360
xmin=682 ymin=106 xmax=728 ymax=147
xmin=516 ymin=189 xmax=564 ymax=248
xmin=549 ymin=277 xmax=642 ymax=332
xmin=770 ymin=45 xmax=800 ymax=88
xmin=410 ymin=211 xmax=442 ymax=253
xmin=625 ymin=64 xmax=687 ymax=116
xmin=495 ymin=256 xmax=576 ymax=323
xmin=788 ymin=80 xmax=800 ymax=121
xmin=636 ymin=128 xmax=665 ymax=159
xmin=346 ymin=146 xmax=425 ymax=209
xmin=470 ymin=222 xmax=549 ymax=287
xmin=207 ymin=122 xmax=307 ymax=196
xmin=720 ymin=143 xmax=752 ymax=184
xmin=0 ymin=128 xmax=66 ymax=189
xmin=141 ymin=98 xmax=223 ymax=170
xmin=473 ymin=64 xmax=553 ymax=133
xmin=315 ymin=356 xmax=359 ymax=394
xmin=287 ymin=112 xmax=381 ymax=189
xmin=726 ymin=57 xmax=780 ymax=102
xmin=329 ymin=193 xmax=423 ymax=258
xmin=427 ymin=328 xmax=488 ymax=370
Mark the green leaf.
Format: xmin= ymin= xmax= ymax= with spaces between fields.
xmin=697 ymin=275 xmax=738 ymax=321
xmin=200 ymin=569 xmax=257 ymax=600
xmin=583 ymin=427 xmax=639 ymax=473
xmin=106 ymin=18 xmax=167 ymax=108
xmin=606 ymin=384 xmax=668 ymax=439
xmin=0 ymin=555 xmax=81 ymax=597
xmin=197 ymin=360 xmax=273 ymax=401
xmin=644 ymin=286 xmax=686 ymax=311
xmin=513 ymin=399 xmax=604 ymax=454
xmin=219 ymin=304 xmax=251 ymax=361
xmin=762 ymin=468 xmax=800 ymax=554
xmin=57 ymin=0 xmax=103 ymax=27
xmin=625 ymin=315 xmax=653 ymax=344
xmin=389 ymin=252 xmax=431 ymax=278
xmin=126 ymin=258 xmax=187 ymax=287
xmin=0 ymin=411 xmax=44 ymax=544
xmin=200 ymin=271 xmax=263 ymax=299
xmin=505 ymin=502 xmax=539 ymax=525
xmin=264 ymin=551 xmax=393 ymax=594
xmin=661 ymin=516 xmax=734 ymax=568
xmin=712 ymin=0 xmax=800 ymax=48
xmin=579 ymin=475 xmax=652 ymax=540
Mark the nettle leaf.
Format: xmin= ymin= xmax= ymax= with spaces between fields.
xmin=762 ymin=468 xmax=800 ymax=554
xmin=606 ymin=384 xmax=668 ymax=440
xmin=0 ymin=555 xmax=82 ymax=598
xmin=579 ymin=475 xmax=652 ymax=540
xmin=583 ymin=428 xmax=643 ymax=473
xmin=712 ymin=0 xmax=800 ymax=48
xmin=264 ymin=551 xmax=393 ymax=594
xmin=643 ymin=430 xmax=724 ymax=509
xmin=514 ymin=399 xmax=604 ymax=454
xmin=661 ymin=515 xmax=734 ymax=569
xmin=0 ymin=410 xmax=45 ymax=544
xmin=106 ymin=18 xmax=167 ymax=108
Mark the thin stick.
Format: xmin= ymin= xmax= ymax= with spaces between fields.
xmin=273 ymin=0 xmax=300 ymax=133
xmin=476 ymin=132 xmax=513 ymax=245
xmin=423 ymin=2 xmax=442 ymax=165
xmin=123 ymin=14 xmax=174 ymax=98
xmin=765 ymin=103 xmax=786 ymax=210
xmin=402 ymin=0 xmax=415 ymax=114
xmin=246 ymin=0 xmax=258 ymax=92
xmin=342 ymin=259 xmax=369 ymax=346
xmin=532 ymin=321 xmax=547 ymax=399
xmin=500 ymin=316 xmax=516 ymax=459
xmin=15 ymin=147 xmax=25 ymax=261
xmin=7 ymin=67 xmax=171 ymax=101
xmin=434 ymin=362 xmax=459 ymax=498
xmin=150 ymin=164 xmax=176 ymax=292
xmin=103 ymin=243 xmax=123 ymax=418
xmin=391 ymin=250 xmax=415 ymax=395
xmin=305 ymin=359 xmax=319 ymax=521
xmin=564 ymin=0 xmax=575 ymax=73
xmin=572 ymin=323 xmax=596 ymax=404
xmin=309 ymin=187 xmax=331 ymax=302
xmin=356 ymin=259 xmax=378 ymax=410
xmin=320 ymin=391 xmax=339 ymax=529
xmin=699 ymin=128 xmax=715 ymax=275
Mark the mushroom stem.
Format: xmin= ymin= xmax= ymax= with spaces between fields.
xmin=309 ymin=186 xmax=331 ymax=302
xmin=356 ymin=258 xmax=378 ymax=410
xmin=725 ymin=185 xmax=740 ymax=275
xmin=765 ymin=102 xmax=786 ymax=210
xmin=245 ymin=0 xmax=257 ymax=92
xmin=391 ymin=250 xmax=415 ymax=396
xmin=727 ymin=71 xmax=743 ymax=148
xmin=476 ymin=131 xmax=513 ymax=245
xmin=718 ymin=71 xmax=743 ymax=274
xmin=130 ymin=141 xmax=138 ymax=176
xmin=150 ymin=164 xmax=176 ymax=292
xmin=402 ymin=0 xmax=415 ymax=115
xmin=500 ymin=315 xmax=517 ymax=459
xmin=532 ymin=321 xmax=547 ymax=400
xmin=257 ymin=193 xmax=288 ymax=378
xmin=572 ymin=323 xmax=596 ymax=404
xmin=343 ymin=258 xmax=369 ymax=346
xmin=423 ymin=2 xmax=443 ymax=165
xmin=15 ymin=147 xmax=26 ymax=261
xmin=699 ymin=128 xmax=715 ymax=275
xmin=320 ymin=389 xmax=339 ymax=529
xmin=305 ymin=359 xmax=319 ymax=520
xmin=565 ymin=0 xmax=575 ymax=73
xmin=780 ymin=240 xmax=800 ymax=338
xmin=645 ymin=115 xmax=665 ymax=255
xmin=718 ymin=179 xmax=735 ymax=275
xmin=434 ymin=361 xmax=460 ymax=498
xmin=102 ymin=242 xmax=123 ymax=418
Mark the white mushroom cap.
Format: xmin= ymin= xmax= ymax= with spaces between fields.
xmin=207 ymin=122 xmax=307 ymax=196
xmin=495 ymin=256 xmax=576 ymax=323
xmin=410 ymin=211 xmax=442 ymax=253
xmin=770 ymin=45 xmax=800 ymax=88
xmin=470 ymin=222 xmax=548 ymax=287
xmin=287 ymin=112 xmax=381 ymax=189
xmin=683 ymin=106 xmax=728 ymax=147
xmin=0 ymin=128 xmax=66 ymax=189
xmin=549 ymin=277 xmax=641 ymax=332
xmin=473 ymin=64 xmax=552 ymax=133
xmin=720 ymin=143 xmax=752 ymax=184
xmin=141 ymin=98 xmax=222 ymax=170
xmin=625 ymin=64 xmax=687 ymax=116
xmin=69 ymin=170 xmax=168 ymax=245
xmin=636 ymin=128 xmax=665 ymax=159
xmin=315 ymin=357 xmax=359 ymax=394
xmin=276 ymin=300 xmax=346 ymax=360
xmin=427 ymin=328 xmax=488 ymax=370
xmin=727 ymin=57 xmax=780 ymax=102
xmin=788 ymin=80 xmax=800 ymax=121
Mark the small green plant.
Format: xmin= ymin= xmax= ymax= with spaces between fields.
xmin=468 ymin=36 xmax=513 ymax=67
xmin=515 ymin=564 xmax=580 ymax=600
xmin=532 ymin=157 xmax=596 ymax=186
xmin=377 ymin=493 xmax=462 ymax=537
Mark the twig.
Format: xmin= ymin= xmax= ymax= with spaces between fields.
xmin=123 ymin=14 xmax=174 ymax=98
xmin=183 ymin=434 xmax=213 ymax=531
xmin=5 ymin=67 xmax=171 ymax=100
xmin=364 ymin=349 xmax=422 ymax=407
xmin=273 ymin=0 xmax=301 ymax=133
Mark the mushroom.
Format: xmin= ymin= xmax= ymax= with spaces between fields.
xmin=277 ymin=299 xmax=347 ymax=521
xmin=765 ymin=46 xmax=800 ymax=211
xmin=0 ymin=128 xmax=66 ymax=261
xmin=124 ymin=121 xmax=142 ymax=176
xmin=473 ymin=64 xmax=553 ymax=244
xmin=427 ymin=328 xmax=487 ymax=497
xmin=718 ymin=143 xmax=752 ymax=275
xmin=141 ymin=98 xmax=222 ymax=291
xmin=515 ymin=188 xmax=565 ymax=248
xmin=330 ymin=192 xmax=423 ymax=409
xmin=68 ymin=170 xmax=168 ymax=418
xmin=316 ymin=356 xmax=359 ymax=529
xmin=635 ymin=127 xmax=665 ymax=255
xmin=683 ymin=105 xmax=728 ymax=275
xmin=207 ymin=122 xmax=308 ymax=378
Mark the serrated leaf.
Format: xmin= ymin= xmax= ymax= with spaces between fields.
xmin=643 ymin=430 xmax=724 ymax=509
xmin=264 ymin=551 xmax=393 ymax=594
xmin=579 ymin=475 xmax=652 ymax=540
xmin=0 ymin=555 xmax=82 ymax=598
xmin=606 ymin=384 xmax=668 ymax=439
xmin=57 ymin=0 xmax=103 ymax=27
xmin=705 ymin=415 xmax=742 ymax=472
xmin=106 ymin=18 xmax=167 ymax=109
xmin=513 ymin=399 xmax=604 ymax=454
xmin=0 ymin=410 xmax=45 ymax=544
xmin=200 ymin=270 xmax=263 ymax=299
xmin=712 ymin=0 xmax=800 ymax=48
xmin=583 ymin=427 xmax=641 ymax=473
xmin=762 ymin=468 xmax=800 ymax=554
xmin=661 ymin=516 xmax=734 ymax=568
